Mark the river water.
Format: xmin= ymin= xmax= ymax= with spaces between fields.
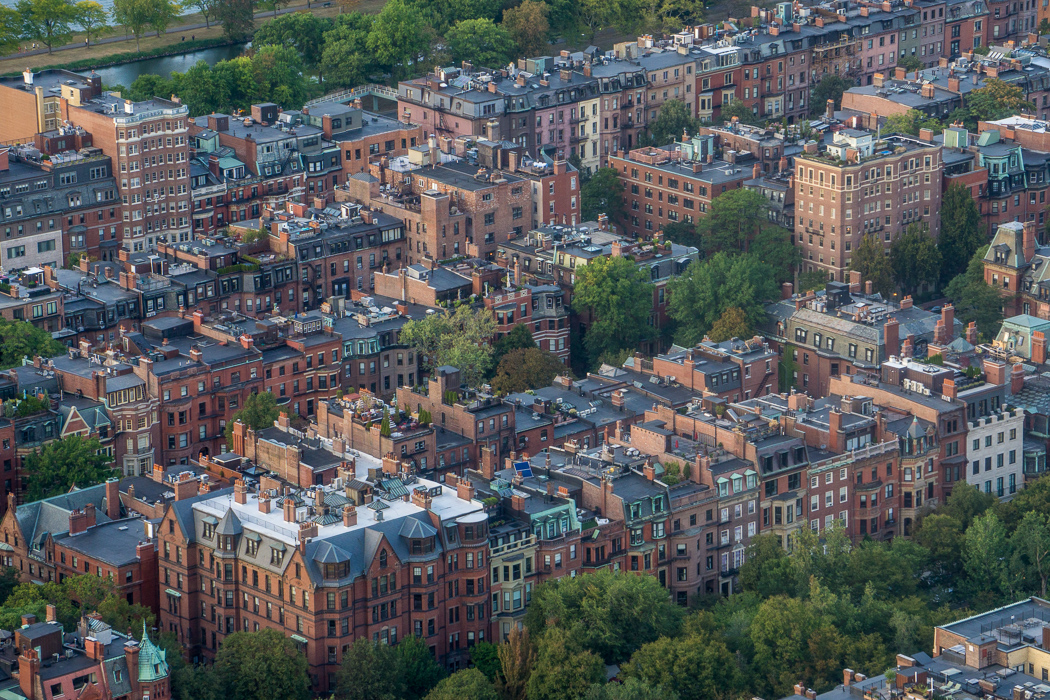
xmin=90 ymin=43 xmax=247 ymax=87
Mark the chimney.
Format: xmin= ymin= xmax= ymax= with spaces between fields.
xmin=480 ymin=446 xmax=497 ymax=480
xmin=1011 ymin=363 xmax=1025 ymax=395
xmin=19 ymin=648 xmax=39 ymax=699
xmin=343 ymin=505 xmax=357 ymax=527
xmin=173 ymin=473 xmax=199 ymax=501
xmin=983 ymin=358 xmax=1008 ymax=386
xmin=849 ymin=270 xmax=862 ymax=293
xmin=234 ymin=479 xmax=247 ymax=505
xmin=872 ymin=72 xmax=885 ymax=88
xmin=829 ymin=409 xmax=843 ymax=452
xmin=456 ymin=480 xmax=475 ymax=502
xmin=782 ymin=281 xmax=794 ymax=298
xmin=948 ymin=76 xmax=960 ymax=92
xmin=68 ymin=505 xmax=95 ymax=536
xmin=844 ymin=670 xmax=854 ymax=688
xmin=45 ymin=604 xmax=56 ymax=623
xmin=884 ymin=318 xmax=900 ymax=359
xmin=941 ymin=304 xmax=955 ymax=340
xmin=1024 ymin=221 xmax=1037 ymax=262
xmin=901 ymin=334 xmax=915 ymax=359
xmin=900 ymin=296 xmax=913 ymax=310
xmin=259 ymin=497 xmax=271 ymax=514
xmin=283 ymin=498 xmax=296 ymax=523
xmin=967 ymin=322 xmax=979 ymax=346
xmin=84 ymin=637 xmax=105 ymax=661
xmin=894 ymin=66 xmax=907 ymax=80
xmin=105 ymin=477 xmax=120 ymax=520
xmin=919 ymin=127 xmax=934 ymax=142
xmin=942 ymin=377 xmax=957 ymax=400
xmin=864 ymin=280 xmax=873 ymax=296
xmin=806 ymin=692 xmax=817 ymax=700
xmin=124 ymin=640 xmax=140 ymax=685
xmin=921 ymin=83 xmax=935 ymax=98
xmin=1033 ymin=331 xmax=1047 ymax=364
xmin=643 ymin=461 xmax=655 ymax=481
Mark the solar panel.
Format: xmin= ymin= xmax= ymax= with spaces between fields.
xmin=514 ymin=461 xmax=534 ymax=478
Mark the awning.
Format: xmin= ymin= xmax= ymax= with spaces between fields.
xmin=245 ymin=532 xmax=262 ymax=542
xmin=271 ymin=542 xmax=286 ymax=551
xmin=290 ymin=634 xmax=308 ymax=644
xmin=743 ymin=469 xmax=757 ymax=476
xmin=715 ymin=477 xmax=729 ymax=483
xmin=165 ymin=589 xmax=182 ymax=597
xmin=201 ymin=516 xmax=219 ymax=525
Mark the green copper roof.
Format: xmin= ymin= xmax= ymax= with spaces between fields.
xmin=138 ymin=621 xmax=169 ymax=683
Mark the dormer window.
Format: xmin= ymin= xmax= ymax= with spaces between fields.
xmin=410 ymin=537 xmax=435 ymax=555
xmin=324 ymin=562 xmax=349 ymax=579
xmin=270 ymin=546 xmax=285 ymax=566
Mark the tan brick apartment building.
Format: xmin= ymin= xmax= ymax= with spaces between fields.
xmin=795 ymin=129 xmax=943 ymax=283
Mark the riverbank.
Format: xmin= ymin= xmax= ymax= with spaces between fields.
xmin=0 ymin=0 xmax=385 ymax=75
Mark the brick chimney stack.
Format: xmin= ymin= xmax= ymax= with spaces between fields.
xmin=966 ymin=321 xmax=978 ymax=346
xmin=234 ymin=479 xmax=247 ymax=505
xmin=884 ymin=318 xmax=900 ymax=359
xmin=283 ymin=498 xmax=296 ymax=523
xmin=1011 ymin=363 xmax=1025 ymax=395
xmin=1033 ymin=331 xmax=1047 ymax=364
xmin=343 ymin=505 xmax=357 ymax=527
xmin=105 ymin=477 xmax=120 ymax=520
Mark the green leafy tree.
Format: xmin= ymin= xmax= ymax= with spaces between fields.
xmin=696 ymin=188 xmax=798 ymax=283
xmin=225 ymin=391 xmax=280 ymax=444
xmin=0 ymin=317 xmax=64 ymax=369
xmin=718 ymin=99 xmax=760 ymax=125
xmin=1011 ymin=511 xmax=1050 ymax=597
xmin=749 ymin=595 xmax=828 ymax=698
xmin=213 ymin=0 xmax=255 ymax=41
xmin=580 ymin=167 xmax=625 ymax=225
xmin=425 ymin=669 xmax=497 ymax=700
xmin=797 ymin=269 xmax=828 ymax=293
xmin=111 ymin=0 xmax=152 ymax=49
xmin=999 ymin=474 xmax=1050 ymax=532
xmin=848 ymin=234 xmax=894 ymax=297
xmin=1040 ymin=17 xmax=1050 ymax=35
xmin=523 ymin=570 xmax=683 ymax=664
xmin=335 ymin=639 xmax=405 ymax=700
xmin=962 ymin=511 xmax=1010 ymax=607
xmin=944 ymin=245 xmax=1003 ymax=342
xmin=470 ymin=641 xmax=502 ymax=681
xmin=446 ymin=18 xmax=517 ymax=68
xmin=571 ymin=255 xmax=655 ymax=369
xmin=251 ymin=12 xmax=332 ymax=72
xmin=883 ymin=108 xmax=942 ymax=137
xmin=0 ymin=6 xmax=21 ymax=55
xmin=502 ymin=0 xmax=548 ymax=58
xmin=667 ymin=252 xmax=778 ymax=346
xmin=75 ymin=0 xmax=107 ymax=44
xmin=942 ymin=480 xmax=995 ymax=529
xmin=966 ymin=78 xmax=1034 ymax=123
xmin=707 ymin=306 xmax=751 ymax=342
xmin=889 ymin=222 xmax=941 ymax=297
xmin=641 ymin=99 xmax=697 ymax=146
xmin=214 ymin=629 xmax=310 ymax=700
xmin=577 ymin=0 xmax=613 ymax=42
xmin=97 ymin=595 xmax=155 ymax=637
xmin=660 ymin=220 xmax=700 ymax=249
xmin=399 ymin=304 xmax=498 ymax=387
xmin=0 ymin=567 xmax=20 ymax=607
xmin=621 ymin=630 xmax=737 ymax=700
xmin=23 ymin=435 xmax=116 ymax=501
xmin=913 ymin=513 xmax=965 ymax=581
xmin=738 ymin=534 xmax=796 ymax=598
xmin=898 ymin=55 xmax=924 ymax=73
xmin=18 ymin=0 xmax=77 ymax=52
xmin=182 ymin=0 xmax=215 ymax=27
xmin=147 ymin=0 xmax=179 ymax=37
xmin=582 ymin=679 xmax=680 ymax=700
xmin=526 ymin=627 xmax=605 ymax=700
xmin=397 ymin=634 xmax=446 ymax=700
xmin=173 ymin=665 xmax=221 ymax=700
xmin=492 ymin=324 xmax=535 ymax=368
xmin=367 ymin=0 xmax=430 ymax=80
xmin=250 ymin=44 xmax=315 ymax=108
xmin=321 ymin=12 xmax=373 ymax=89
xmin=810 ymin=75 xmax=853 ymax=116
xmin=939 ymin=183 xmax=983 ymax=284
xmin=492 ymin=347 xmax=568 ymax=394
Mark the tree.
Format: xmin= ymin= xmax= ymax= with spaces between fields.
xmin=526 ymin=628 xmax=605 ymax=700
xmin=1041 ymin=17 xmax=1050 ymax=35
xmin=523 ymin=570 xmax=683 ymax=664
xmin=797 ymin=269 xmax=828 ymax=293
xmin=883 ymin=109 xmax=942 ymax=137
xmin=250 ymin=12 xmax=332 ymax=71
xmin=74 ymin=0 xmax=107 ymax=44
xmin=97 ymin=595 xmax=155 ymax=636
xmin=962 ymin=511 xmax=1010 ymax=607
xmin=335 ymin=639 xmax=405 ymax=700
xmin=749 ymin=596 xmax=828 ymax=698
xmin=497 ymin=627 xmax=535 ymax=700
xmin=321 ymin=12 xmax=373 ymax=89
xmin=148 ymin=0 xmax=179 ymax=37
xmin=1011 ymin=511 xmax=1050 ymax=597
xmin=913 ymin=513 xmax=965 ymax=581
xmin=667 ymin=252 xmax=778 ymax=346
xmin=18 ymin=0 xmax=77 ymax=53
xmin=111 ymin=0 xmax=153 ymax=49
xmin=0 ymin=317 xmax=64 ymax=369
xmin=966 ymin=78 xmax=1034 ymax=124
xmin=425 ymin=669 xmax=497 ymax=700
xmin=945 ymin=246 xmax=1003 ymax=342
xmin=367 ymin=0 xmax=430 ymax=80
xmin=738 ymin=534 xmax=796 ymax=598
xmin=23 ymin=435 xmax=116 ymax=501
xmin=641 ymin=99 xmax=697 ymax=146
xmin=470 ymin=642 xmax=502 ymax=681
xmin=577 ymin=0 xmax=613 ymax=42
xmin=942 ymin=480 xmax=995 ymax=530
xmin=225 ymin=391 xmax=280 ymax=444
xmin=492 ymin=347 xmax=567 ymax=393
xmin=696 ymin=188 xmax=798 ymax=283
xmin=399 ymin=304 xmax=497 ymax=387
xmin=580 ymin=167 xmax=625 ymax=225
xmin=707 ymin=306 xmax=751 ymax=342
xmin=0 ymin=568 xmax=19 ymax=607
xmin=660 ymin=220 xmax=700 ymax=249
xmin=0 ymin=6 xmax=20 ymax=56
xmin=583 ymin=679 xmax=680 ymax=700
xmin=214 ymin=629 xmax=309 ymax=700
xmin=718 ymin=99 xmax=760 ymax=126
xmin=492 ymin=324 xmax=536 ymax=368
xmin=848 ymin=235 xmax=894 ymax=298
xmin=397 ymin=634 xmax=446 ymax=700
xmin=250 ymin=44 xmax=314 ymax=109
xmin=939 ymin=183 xmax=983 ymax=285
xmin=810 ymin=75 xmax=853 ymax=116
xmin=446 ymin=19 xmax=517 ymax=68
xmin=898 ymin=55 xmax=923 ymax=73
xmin=182 ymin=0 xmax=215 ymax=27
xmin=213 ymin=0 xmax=255 ymax=41
xmin=621 ymin=631 xmax=737 ymax=700
xmin=502 ymin=0 xmax=548 ymax=58
xmin=571 ymin=255 xmax=655 ymax=369
xmin=889 ymin=222 xmax=941 ymax=297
